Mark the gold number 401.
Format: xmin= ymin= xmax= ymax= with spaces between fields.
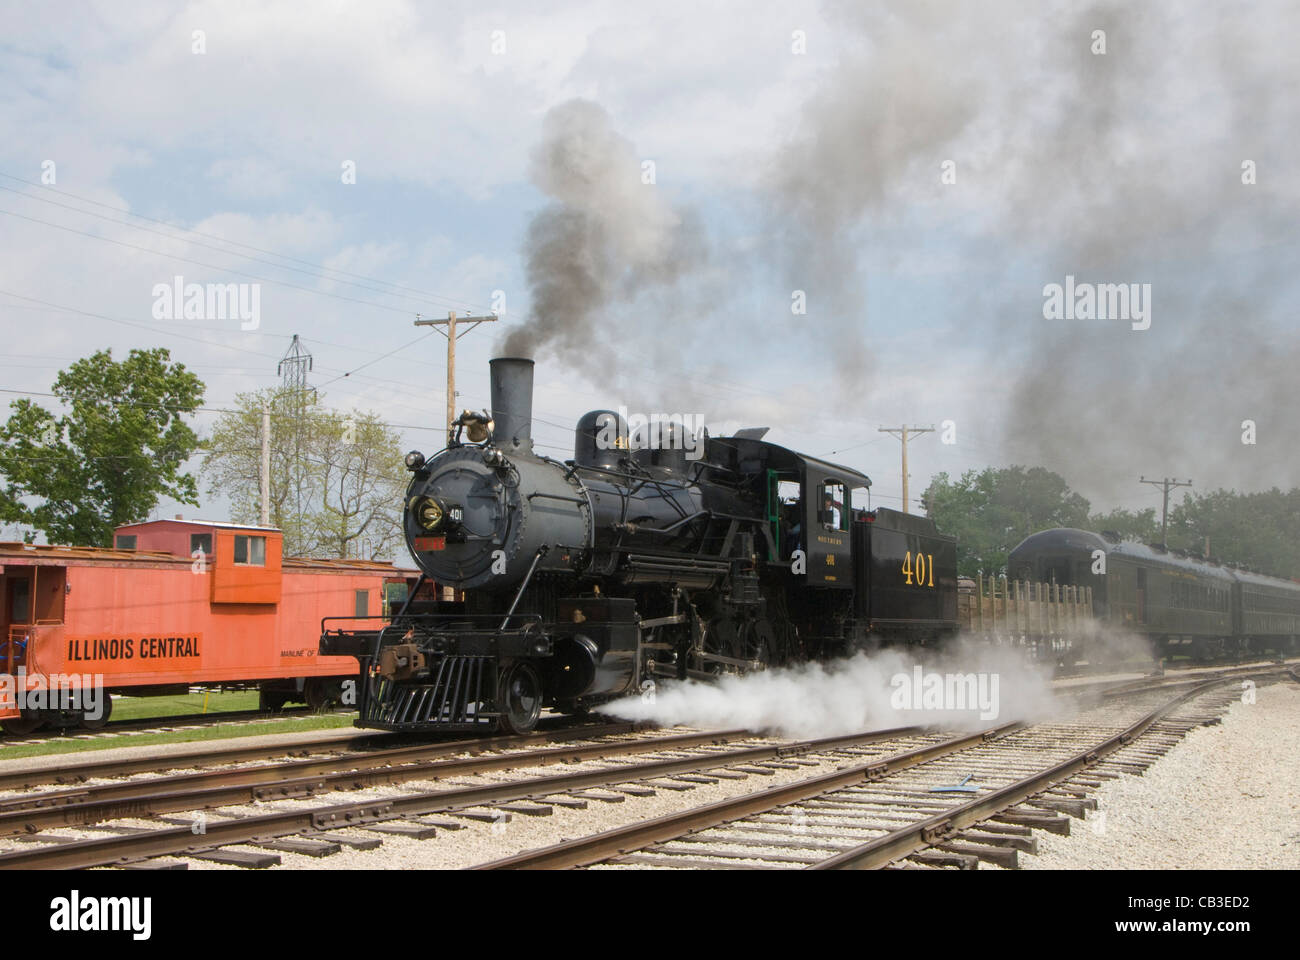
xmin=902 ymin=551 xmax=935 ymax=587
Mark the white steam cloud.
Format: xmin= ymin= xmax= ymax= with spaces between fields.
xmin=598 ymin=640 xmax=1065 ymax=739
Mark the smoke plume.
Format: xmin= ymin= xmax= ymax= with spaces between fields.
xmin=501 ymin=100 xmax=706 ymax=381
xmin=764 ymin=0 xmax=1300 ymax=501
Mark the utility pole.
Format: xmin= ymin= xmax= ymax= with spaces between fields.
xmin=260 ymin=402 xmax=271 ymax=527
xmin=414 ymin=311 xmax=499 ymax=436
xmin=1139 ymin=476 xmax=1192 ymax=547
xmin=878 ymin=425 xmax=935 ymax=515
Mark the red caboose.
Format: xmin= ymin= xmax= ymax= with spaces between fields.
xmin=0 ymin=519 xmax=417 ymax=735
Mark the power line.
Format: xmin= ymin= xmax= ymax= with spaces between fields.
xmin=0 ymin=387 xmax=577 ymax=459
xmin=0 ymin=183 xmax=458 ymax=310
xmin=318 ymin=330 xmax=435 ymax=388
xmin=0 ymin=172 xmax=503 ymax=314
xmin=0 ymin=290 xmax=448 ymax=396
xmin=0 ymin=206 xmax=444 ymax=317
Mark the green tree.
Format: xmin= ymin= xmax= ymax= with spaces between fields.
xmin=0 ymin=349 xmax=204 ymax=546
xmin=1168 ymin=487 xmax=1300 ymax=578
xmin=200 ymin=387 xmax=314 ymax=552
xmin=202 ymin=391 xmax=406 ymax=559
xmin=306 ymin=410 xmax=407 ymax=559
xmin=921 ymin=466 xmax=1090 ymax=576
xmin=1088 ymin=506 xmax=1160 ymax=544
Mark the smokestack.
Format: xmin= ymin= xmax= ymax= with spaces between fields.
xmin=490 ymin=357 xmax=534 ymax=453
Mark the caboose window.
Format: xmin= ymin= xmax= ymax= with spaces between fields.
xmin=115 ymin=535 xmax=137 ymax=550
xmin=234 ymin=534 xmax=266 ymax=566
xmin=190 ymin=533 xmax=212 ymax=556
xmin=355 ymin=589 xmax=369 ymax=617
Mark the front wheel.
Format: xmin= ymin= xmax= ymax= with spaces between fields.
xmin=498 ymin=662 xmax=543 ymax=734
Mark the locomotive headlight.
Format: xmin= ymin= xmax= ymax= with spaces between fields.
xmin=405 ymin=450 xmax=426 ymax=470
xmin=415 ymin=497 xmax=444 ymax=531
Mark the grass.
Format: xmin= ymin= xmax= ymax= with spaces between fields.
xmin=0 ymin=712 xmax=358 ymax=761
xmin=110 ymin=689 xmax=264 ymax=722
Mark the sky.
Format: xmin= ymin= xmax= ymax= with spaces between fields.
xmin=2 ymin=0 xmax=1297 ymax=542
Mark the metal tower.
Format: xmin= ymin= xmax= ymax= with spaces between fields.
xmin=278 ymin=334 xmax=313 ymax=392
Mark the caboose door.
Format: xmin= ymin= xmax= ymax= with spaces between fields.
xmin=1 ymin=571 xmax=32 ymax=672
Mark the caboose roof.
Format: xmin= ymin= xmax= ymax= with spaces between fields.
xmin=114 ymin=519 xmax=282 ymax=532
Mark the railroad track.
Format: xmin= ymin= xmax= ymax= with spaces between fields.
xmin=0 ymin=714 xmax=626 ymax=791
xmin=0 ymin=665 xmax=1287 ymax=869
xmin=1051 ymin=652 xmax=1289 ymax=680
xmin=0 ymin=666 xmax=1176 ymax=794
xmin=0 ymin=723 xmax=949 ymax=868
xmin=1058 ymin=658 xmax=1296 ymax=702
xmin=479 ymin=671 xmax=1288 ymax=870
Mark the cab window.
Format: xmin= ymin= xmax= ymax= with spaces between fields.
xmin=819 ymin=481 xmax=847 ymax=531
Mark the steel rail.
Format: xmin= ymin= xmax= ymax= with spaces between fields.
xmin=0 ymin=724 xmax=931 ymax=869
xmin=811 ymin=676 xmax=1249 ymax=869
xmin=0 ymin=717 xmax=632 ymax=792
xmin=474 ymin=722 xmax=1022 ymax=870
xmin=0 ymin=721 xmax=643 ymax=810
xmin=1059 ymin=660 xmax=1298 ymax=703
xmin=0 ymin=725 xmax=732 ymax=837
xmin=477 ymin=666 xmax=1294 ymax=870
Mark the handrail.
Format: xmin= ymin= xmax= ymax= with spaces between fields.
xmin=4 ymin=624 xmax=32 ymax=674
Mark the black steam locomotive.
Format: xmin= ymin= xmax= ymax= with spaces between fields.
xmin=321 ymin=357 xmax=958 ymax=734
xmin=1010 ymin=529 xmax=1300 ymax=659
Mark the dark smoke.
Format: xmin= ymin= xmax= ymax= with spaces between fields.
xmin=994 ymin=1 xmax=1300 ymax=501
xmin=502 ymin=100 xmax=706 ymax=381
xmin=765 ymin=0 xmax=1300 ymax=502
xmin=764 ymin=0 xmax=986 ymax=392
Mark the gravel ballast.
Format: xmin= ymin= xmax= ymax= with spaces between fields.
xmin=1022 ymin=681 xmax=1300 ymax=869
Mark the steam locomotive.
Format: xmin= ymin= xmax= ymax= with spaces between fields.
xmin=321 ymin=357 xmax=959 ymax=733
